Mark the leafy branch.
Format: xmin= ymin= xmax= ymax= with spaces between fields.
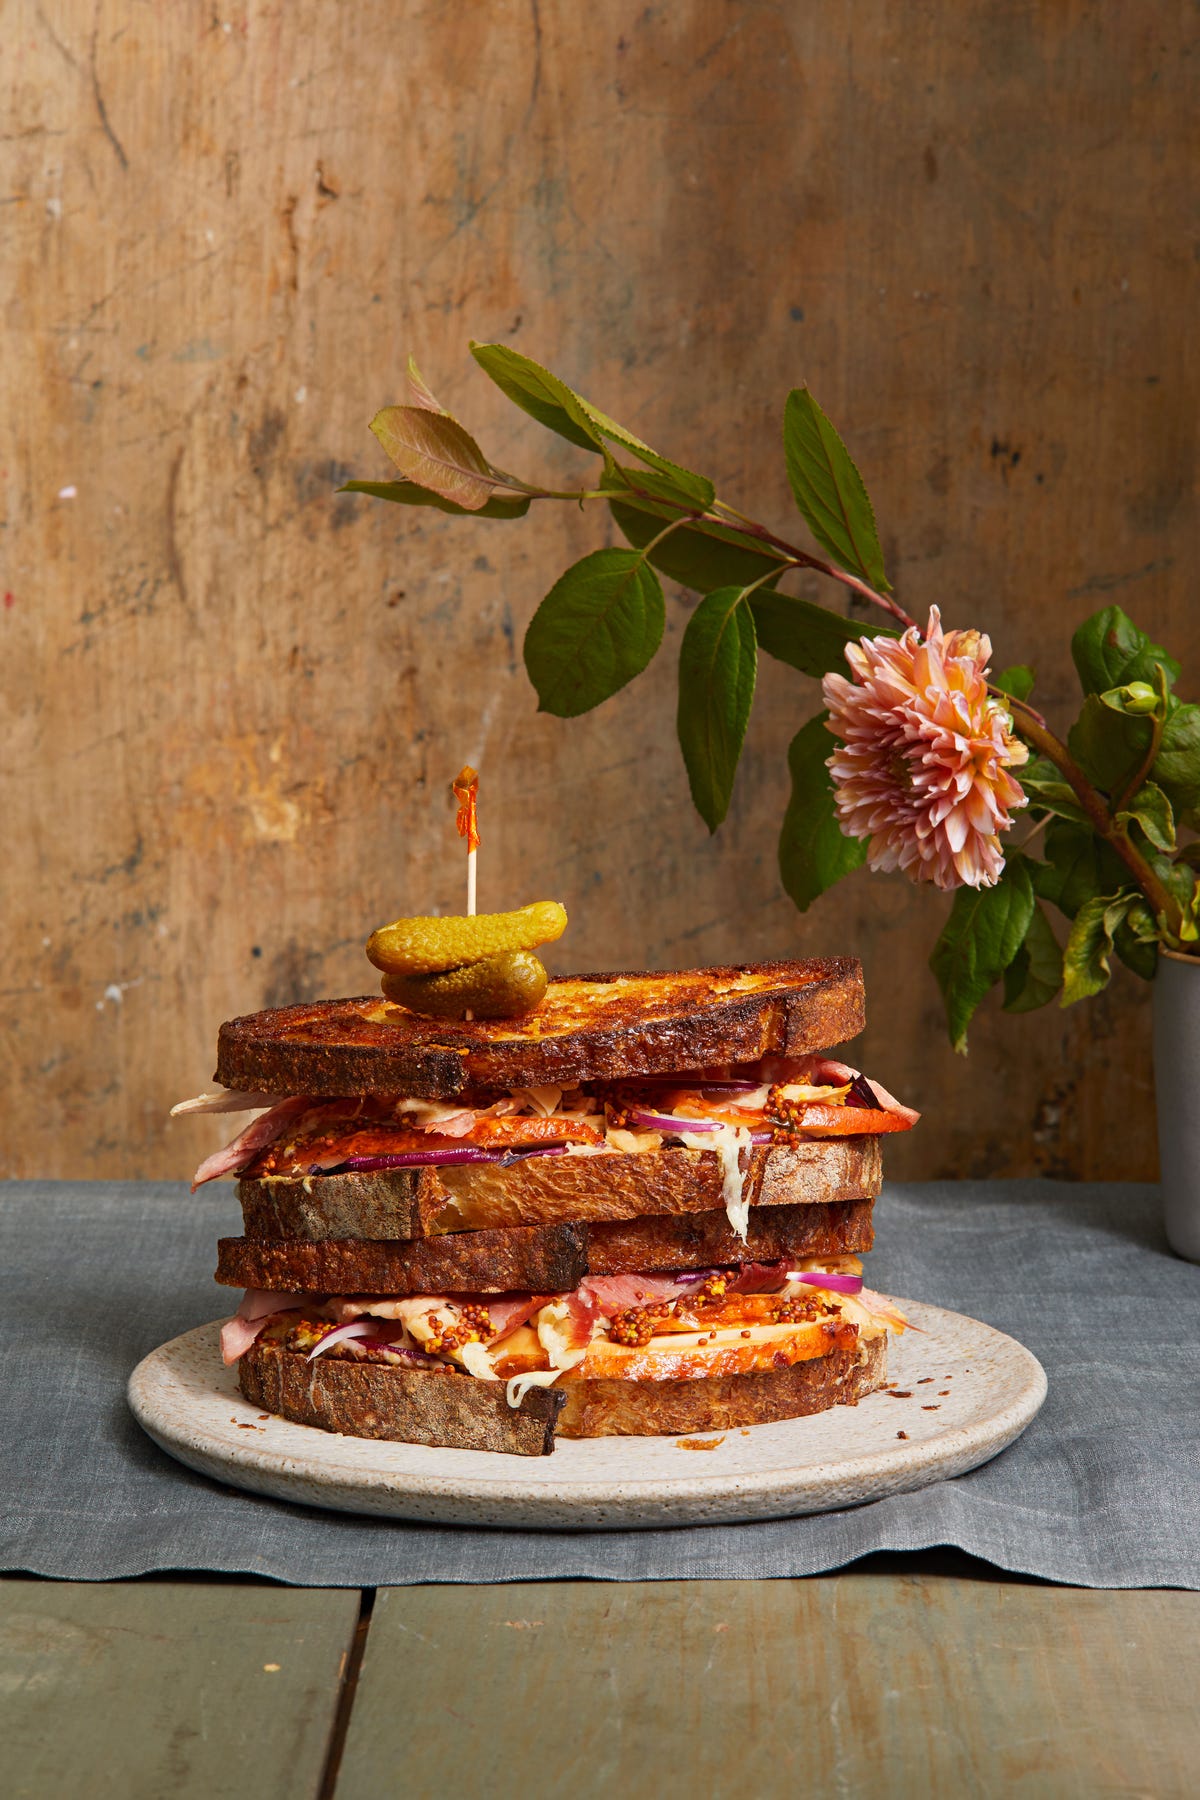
xmin=349 ymin=347 xmax=1200 ymax=1051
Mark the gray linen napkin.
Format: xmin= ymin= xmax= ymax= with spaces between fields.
xmin=1 ymin=1178 xmax=1195 ymax=1587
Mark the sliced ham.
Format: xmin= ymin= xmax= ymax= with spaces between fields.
xmin=485 ymin=1295 xmax=544 ymax=1340
xmin=579 ymin=1273 xmax=697 ymax=1316
xmin=395 ymin=1100 xmax=479 ymax=1138
xmin=219 ymin=1288 xmax=307 ymax=1365
xmin=191 ymin=1096 xmax=314 ymax=1190
xmin=537 ymin=1288 xmax=601 ymax=1359
xmin=805 ymin=1060 xmax=920 ymax=1126
xmin=858 ymin=1079 xmax=920 ymax=1127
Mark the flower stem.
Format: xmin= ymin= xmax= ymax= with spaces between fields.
xmin=1112 ymin=708 xmax=1167 ymax=816
xmin=499 ymin=468 xmax=919 ymax=632
xmin=1009 ymin=701 xmax=1182 ymax=933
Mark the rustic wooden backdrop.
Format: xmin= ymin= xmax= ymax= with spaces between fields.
xmin=3 ymin=1 xmax=1196 ymax=1180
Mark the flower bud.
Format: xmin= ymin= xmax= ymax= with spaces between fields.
xmin=1120 ymin=681 xmax=1158 ymax=714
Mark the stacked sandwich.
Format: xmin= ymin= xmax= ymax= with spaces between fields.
xmin=184 ymin=958 xmax=917 ymax=1456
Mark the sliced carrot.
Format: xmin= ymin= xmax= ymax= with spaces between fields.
xmin=469 ymin=1114 xmax=604 ymax=1147
xmin=791 ymin=1105 xmax=914 ymax=1137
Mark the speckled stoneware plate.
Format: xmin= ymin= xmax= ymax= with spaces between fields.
xmin=127 ymin=1302 xmax=1046 ymax=1529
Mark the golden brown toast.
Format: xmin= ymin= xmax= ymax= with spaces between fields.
xmin=214 ymin=958 xmax=864 ymax=1097
xmin=237 ymin=1135 xmax=882 ymax=1240
xmin=216 ymin=1222 xmax=588 ymax=1296
xmin=214 ymin=1198 xmax=874 ymax=1295
xmin=236 ymin=1332 xmax=886 ymax=1455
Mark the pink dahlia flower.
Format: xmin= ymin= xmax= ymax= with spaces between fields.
xmin=821 ymin=606 xmax=1028 ymax=890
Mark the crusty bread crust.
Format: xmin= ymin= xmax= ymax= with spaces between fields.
xmin=586 ymin=1197 xmax=874 ymax=1272
xmin=215 ymin=958 xmax=864 ymax=1097
xmin=238 ymin=1137 xmax=882 ymax=1240
xmin=237 ymin=1333 xmax=886 ymax=1454
xmin=217 ymin=1221 xmax=588 ymax=1295
xmin=238 ymin=1341 xmax=564 ymax=1455
xmin=556 ymin=1335 xmax=886 ymax=1438
xmin=216 ymin=1198 xmax=874 ymax=1295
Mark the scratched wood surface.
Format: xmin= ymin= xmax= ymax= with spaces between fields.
xmin=2 ymin=3 xmax=1197 ymax=1178
xmin=0 ymin=1576 xmax=359 ymax=1799
xmin=340 ymin=1573 xmax=1200 ymax=1798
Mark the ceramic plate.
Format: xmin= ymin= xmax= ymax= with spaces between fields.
xmin=128 ymin=1302 xmax=1046 ymax=1529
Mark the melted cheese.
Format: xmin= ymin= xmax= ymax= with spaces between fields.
xmin=681 ymin=1124 xmax=752 ymax=1240
xmin=535 ymin=1300 xmax=595 ymax=1370
xmin=457 ymin=1340 xmax=499 ymax=1380
xmin=505 ymin=1368 xmax=565 ymax=1408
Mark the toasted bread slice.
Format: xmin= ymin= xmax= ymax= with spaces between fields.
xmin=216 ymin=1198 xmax=874 ymax=1295
xmin=238 ymin=1136 xmax=882 ymax=1241
xmin=238 ymin=1340 xmax=565 ymax=1454
xmin=585 ymin=1197 xmax=873 ymax=1273
xmin=237 ymin=1330 xmax=885 ymax=1454
xmin=215 ymin=959 xmax=864 ymax=1097
xmin=216 ymin=1222 xmax=588 ymax=1296
xmin=558 ymin=1326 xmax=885 ymax=1439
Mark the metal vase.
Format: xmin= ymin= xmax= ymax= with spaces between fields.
xmin=1152 ymin=948 xmax=1200 ymax=1262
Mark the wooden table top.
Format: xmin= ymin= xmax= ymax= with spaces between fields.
xmin=2 ymin=1554 xmax=1196 ymax=1797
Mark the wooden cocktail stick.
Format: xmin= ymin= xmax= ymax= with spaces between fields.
xmin=452 ymin=765 xmax=480 ymax=1017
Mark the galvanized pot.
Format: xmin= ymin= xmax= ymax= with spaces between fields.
xmin=1152 ymin=947 xmax=1200 ymax=1262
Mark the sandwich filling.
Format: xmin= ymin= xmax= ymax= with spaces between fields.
xmin=219 ymin=1257 xmax=908 ymax=1409
xmin=180 ymin=1055 xmax=917 ymax=1240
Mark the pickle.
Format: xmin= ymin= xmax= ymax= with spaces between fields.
xmin=366 ymin=900 xmax=567 ymax=977
xmin=381 ymin=950 xmax=549 ymax=1020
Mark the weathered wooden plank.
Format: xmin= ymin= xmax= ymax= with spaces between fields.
xmin=0 ymin=1577 xmax=360 ymax=1800
xmin=2 ymin=3 xmax=1196 ymax=1181
xmin=338 ymin=1573 xmax=1200 ymax=1797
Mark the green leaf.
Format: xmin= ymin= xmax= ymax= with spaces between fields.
xmin=610 ymin=500 xmax=786 ymax=591
xmin=1031 ymin=818 xmax=1129 ymax=920
xmin=928 ymin=857 xmax=1035 ymax=1052
xmin=1060 ymin=892 xmax=1136 ymax=1005
xmin=1067 ymin=694 xmax=1147 ymax=795
xmin=1070 ymin=606 xmax=1179 ymax=697
xmin=1002 ymin=901 xmax=1064 ymax=1013
xmin=1019 ymin=756 xmax=1091 ymax=827
xmin=1152 ymin=702 xmax=1200 ymax=822
xmin=751 ymin=592 xmax=895 ymax=680
xmin=1113 ymin=897 xmax=1159 ymax=980
xmin=995 ymin=665 xmax=1036 ymax=703
xmin=676 ymin=588 xmax=758 ymax=831
xmin=369 ymin=406 xmax=499 ymax=511
xmin=468 ymin=342 xmax=598 ymax=452
xmin=523 ymin=548 xmax=664 ymax=718
xmin=778 ymin=714 xmax=868 ymax=911
xmin=339 ymin=479 xmax=532 ymax=520
xmin=601 ymin=460 xmax=716 ymax=511
xmin=1067 ymin=691 xmax=1200 ymax=822
xmin=469 ymin=343 xmax=714 ymax=505
xmin=783 ymin=388 xmax=889 ymax=592
xmin=1116 ymin=782 xmax=1176 ymax=852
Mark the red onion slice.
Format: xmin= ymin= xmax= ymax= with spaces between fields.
xmin=306 ymin=1321 xmax=381 ymax=1362
xmin=335 ymin=1147 xmax=507 ymax=1172
xmin=792 ymin=1271 xmax=864 ymax=1295
xmin=625 ymin=1109 xmax=724 ymax=1134
xmin=374 ymin=1332 xmax=441 ymax=1367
